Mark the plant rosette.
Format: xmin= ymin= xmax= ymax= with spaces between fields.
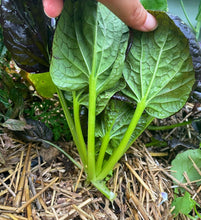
xmin=50 ymin=0 xmax=194 ymax=199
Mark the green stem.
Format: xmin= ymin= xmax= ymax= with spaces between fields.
xmin=96 ymin=100 xmax=146 ymax=180
xmin=73 ymin=91 xmax=87 ymax=165
xmin=96 ymin=119 xmax=116 ymax=175
xmin=87 ymin=18 xmax=98 ymax=181
xmin=87 ymin=74 xmax=97 ymax=181
xmin=194 ymin=204 xmax=201 ymax=218
xmin=42 ymin=140 xmax=82 ymax=170
xmin=195 ymin=23 xmax=201 ymax=40
xmin=91 ymin=180 xmax=116 ymax=201
xmin=124 ymin=115 xmax=154 ymax=153
xmin=96 ymin=130 xmax=111 ymax=175
xmin=180 ymin=0 xmax=196 ymax=33
xmin=56 ymin=87 xmax=87 ymax=166
xmin=148 ymin=119 xmax=192 ymax=131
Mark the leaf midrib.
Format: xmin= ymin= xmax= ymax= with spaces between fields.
xmin=140 ymin=32 xmax=170 ymax=106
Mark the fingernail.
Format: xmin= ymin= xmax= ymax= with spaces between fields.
xmin=143 ymin=13 xmax=158 ymax=31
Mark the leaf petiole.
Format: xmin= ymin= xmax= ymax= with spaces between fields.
xmin=96 ymin=119 xmax=115 ymax=175
xmin=96 ymin=100 xmax=146 ymax=180
xmin=42 ymin=140 xmax=82 ymax=170
xmin=180 ymin=0 xmax=196 ymax=33
xmin=91 ymin=180 xmax=116 ymax=200
xmin=73 ymin=91 xmax=88 ymax=165
xmin=87 ymin=74 xmax=97 ymax=181
xmin=56 ymin=87 xmax=87 ymax=167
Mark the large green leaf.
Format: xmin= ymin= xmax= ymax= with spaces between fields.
xmin=50 ymin=0 xmax=128 ymax=94
xmin=141 ymin=0 xmax=167 ymax=11
xmin=123 ymin=11 xmax=195 ymax=119
xmin=171 ymin=149 xmax=201 ymax=185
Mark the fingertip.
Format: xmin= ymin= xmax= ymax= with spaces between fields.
xmin=141 ymin=13 xmax=158 ymax=32
xmin=43 ymin=0 xmax=63 ymax=18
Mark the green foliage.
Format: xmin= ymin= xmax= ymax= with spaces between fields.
xmin=0 ymin=0 xmax=197 ymax=202
xmin=95 ymin=100 xmax=146 ymax=156
xmin=27 ymin=72 xmax=56 ymax=98
xmin=169 ymin=3 xmax=201 ymax=215
xmin=172 ymin=192 xmax=197 ymax=217
xmin=24 ymin=99 xmax=71 ymax=141
xmin=171 ymin=149 xmax=201 ymax=185
xmin=50 ymin=0 xmax=128 ymax=97
xmin=0 ymin=25 xmax=27 ymax=121
xmin=179 ymin=0 xmax=201 ymax=40
xmin=95 ymin=100 xmax=153 ymax=174
xmin=171 ymin=191 xmax=201 ymax=219
xmin=141 ymin=0 xmax=167 ymax=11
xmin=123 ymin=11 xmax=194 ymax=119
xmin=0 ymin=70 xmax=28 ymax=121
xmin=49 ymin=0 xmax=195 ymax=199
xmin=171 ymin=149 xmax=201 ymax=218
xmin=51 ymin=0 xmax=129 ymax=185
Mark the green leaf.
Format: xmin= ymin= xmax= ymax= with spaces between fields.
xmin=123 ymin=11 xmax=195 ymax=119
xmin=141 ymin=0 xmax=167 ymax=11
xmin=95 ymin=100 xmax=153 ymax=155
xmin=27 ymin=72 xmax=56 ymax=98
xmin=172 ymin=192 xmax=196 ymax=217
xmin=50 ymin=0 xmax=128 ymax=93
xmin=171 ymin=149 xmax=201 ymax=185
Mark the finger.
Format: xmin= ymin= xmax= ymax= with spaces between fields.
xmin=98 ymin=0 xmax=157 ymax=31
xmin=42 ymin=0 xmax=64 ymax=18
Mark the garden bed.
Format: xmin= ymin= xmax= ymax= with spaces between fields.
xmin=0 ymin=103 xmax=201 ymax=219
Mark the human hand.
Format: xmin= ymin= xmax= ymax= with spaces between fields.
xmin=43 ymin=0 xmax=157 ymax=32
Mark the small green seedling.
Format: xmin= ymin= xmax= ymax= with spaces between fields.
xmin=172 ymin=191 xmax=201 ymax=219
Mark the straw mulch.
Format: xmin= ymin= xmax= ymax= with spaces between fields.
xmin=0 ymin=105 xmax=201 ymax=220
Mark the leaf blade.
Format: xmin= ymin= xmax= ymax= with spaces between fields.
xmin=140 ymin=0 xmax=167 ymax=11
xmin=50 ymin=0 xmax=128 ymax=93
xmin=123 ymin=11 xmax=195 ymax=119
xmin=171 ymin=149 xmax=201 ymax=185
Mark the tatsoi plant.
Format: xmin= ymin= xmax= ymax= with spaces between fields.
xmin=49 ymin=0 xmax=194 ymax=199
xmin=0 ymin=0 xmax=195 ymax=199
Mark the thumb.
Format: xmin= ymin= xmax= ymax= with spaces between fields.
xmin=42 ymin=0 xmax=63 ymax=18
xmin=98 ymin=0 xmax=157 ymax=32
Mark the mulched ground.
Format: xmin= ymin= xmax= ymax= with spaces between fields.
xmin=0 ymin=103 xmax=201 ymax=220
